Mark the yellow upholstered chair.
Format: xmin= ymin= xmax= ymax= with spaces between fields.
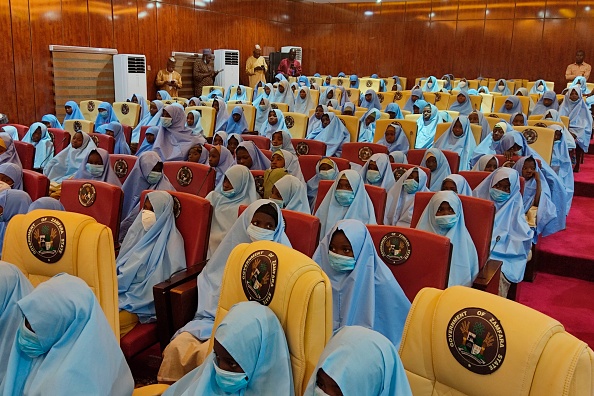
xmin=374 ymin=119 xmax=417 ymax=149
xmin=2 ymin=210 xmax=119 ymax=338
xmin=527 ymin=119 xmax=564 ymax=129
xmin=359 ymin=77 xmax=382 ymax=92
xmin=227 ymin=86 xmax=254 ymax=102
xmin=344 ymin=88 xmax=360 ymax=105
xmin=282 ymin=112 xmax=309 ymax=138
xmin=354 ymin=109 xmax=389 ymax=120
xmin=400 ymin=286 xmax=594 ymax=396
xmin=228 ymin=103 xmax=256 ymax=130
xmin=513 ymin=126 xmax=555 ymax=164
xmin=383 ymin=77 xmax=396 ymax=90
xmin=201 ymin=86 xmax=225 ymax=97
xmin=393 ymin=90 xmax=412 ymax=109
xmin=172 ymin=97 xmax=187 ymax=105
xmin=445 ymin=110 xmax=460 ymax=119
xmin=132 ymin=384 xmax=170 ymax=396
xmin=308 ymin=76 xmax=323 ymax=86
xmin=493 ymin=95 xmax=530 ymax=115
xmin=309 ymin=89 xmax=320 ymax=105
xmin=112 ymin=102 xmax=141 ymax=128
xmin=428 ymin=92 xmax=451 ymax=110
xmin=63 ymin=119 xmax=94 ymax=136
xmin=330 ymin=77 xmax=349 ymax=88
xmin=567 ymin=81 xmax=594 ymax=92
xmin=405 ymin=113 xmax=422 ymax=121
xmin=377 ymin=91 xmax=396 ymax=110
xmin=528 ymin=115 xmax=568 ymax=130
xmin=80 ymin=100 xmax=101 ymax=122
xmin=469 ymin=95 xmax=483 ymax=111
xmin=435 ymin=122 xmax=451 ymax=142
xmin=480 ymin=93 xmax=494 ymax=113
xmin=484 ymin=112 xmax=512 ymax=128
xmin=337 ymin=114 xmax=360 ymax=142
xmin=470 ymin=124 xmax=482 ymax=145
xmin=271 ymin=102 xmax=289 ymax=112
xmin=185 ymin=106 xmax=216 ymax=137
xmin=466 ymin=79 xmax=480 ymax=89
xmin=210 ymin=241 xmax=333 ymax=396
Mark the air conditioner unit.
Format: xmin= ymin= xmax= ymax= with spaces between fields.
xmin=113 ymin=54 xmax=147 ymax=102
xmin=281 ymin=46 xmax=302 ymax=62
xmin=214 ymin=49 xmax=239 ymax=89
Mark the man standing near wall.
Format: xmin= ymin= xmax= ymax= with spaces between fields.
xmin=155 ymin=57 xmax=182 ymax=98
xmin=246 ymin=45 xmax=267 ymax=88
xmin=193 ymin=49 xmax=220 ymax=97
xmin=566 ymin=50 xmax=591 ymax=82
xmin=277 ymin=48 xmax=302 ymax=79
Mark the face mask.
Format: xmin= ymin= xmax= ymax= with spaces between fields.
xmin=490 ymin=188 xmax=511 ymax=203
xmin=221 ymin=188 xmax=236 ymax=198
xmin=334 ymin=190 xmax=355 ymax=206
xmin=271 ymin=144 xmax=282 ymax=152
xmin=403 ymin=179 xmax=419 ymax=194
xmin=427 ymin=82 xmax=433 ymax=88
xmin=99 ymin=111 xmax=108 ymax=119
xmin=554 ymin=139 xmax=561 ymax=145
xmin=0 ymin=181 xmax=11 ymax=192
xmin=161 ymin=117 xmax=173 ymax=128
xmin=259 ymin=104 xmax=268 ymax=111
xmin=459 ymin=81 xmax=467 ymax=88
xmin=213 ymin=363 xmax=249 ymax=393
xmin=319 ymin=168 xmax=336 ymax=180
xmin=515 ymin=150 xmax=522 ymax=156
xmin=328 ymin=250 xmax=356 ymax=272
xmin=366 ymin=169 xmax=381 ymax=183
xmin=247 ymin=223 xmax=275 ymax=242
xmin=141 ymin=209 xmax=157 ymax=231
xmin=537 ymin=85 xmax=544 ymax=92
xmin=146 ymin=171 xmax=162 ymax=185
xmin=270 ymin=198 xmax=284 ymax=209
xmin=17 ymin=320 xmax=48 ymax=358
xmin=86 ymin=163 xmax=104 ymax=177
xmin=435 ymin=214 xmax=457 ymax=230
xmin=498 ymin=85 xmax=505 ymax=91
xmin=314 ymin=387 xmax=331 ymax=396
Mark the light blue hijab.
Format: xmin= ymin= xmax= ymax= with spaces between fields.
xmin=532 ymin=91 xmax=559 ymax=116
xmin=294 ymin=86 xmax=315 ymax=114
xmin=470 ymin=121 xmax=509 ymax=166
xmin=22 ymin=122 xmax=54 ymax=169
xmin=164 ymin=302 xmax=294 ymax=396
xmin=271 ymin=80 xmax=294 ymax=110
xmin=0 ymin=274 xmax=134 ymax=396
xmin=403 ymin=88 xmax=423 ymax=112
xmin=306 ymin=112 xmax=350 ymax=157
xmin=0 ymin=133 xmax=22 ymax=167
xmin=510 ymin=111 xmax=528 ymax=126
xmin=384 ymin=102 xmax=404 ymax=119
xmin=306 ymin=157 xmax=339 ymax=211
xmin=313 ymin=219 xmax=410 ymax=346
xmin=131 ymin=94 xmax=150 ymax=120
xmin=272 ymin=149 xmax=305 ymax=184
xmin=73 ymin=148 xmax=122 ymax=187
xmin=117 ymin=191 xmax=186 ymax=322
xmin=443 ymin=174 xmax=472 ymax=195
xmin=28 ymin=197 xmax=65 ymax=212
xmin=359 ymin=153 xmax=396 ymax=191
xmin=416 ymin=191 xmax=479 ymax=286
xmin=252 ymin=83 xmax=274 ymax=106
xmin=559 ymin=88 xmax=592 ymax=151
xmin=415 ymin=103 xmax=440 ymax=149
xmin=569 ymin=76 xmax=589 ymax=95
xmin=253 ymin=98 xmax=272 ymax=133
xmin=319 ymin=86 xmax=338 ymax=106
xmin=0 ymin=190 xmax=31 ymax=254
xmin=0 ymin=126 xmax=18 ymax=141
xmin=498 ymin=95 xmax=522 ymax=114
xmin=153 ymin=105 xmax=206 ymax=161
xmin=225 ymin=106 xmax=249 ymax=134
xmin=274 ymin=174 xmax=310 ymax=214
xmin=360 ymin=89 xmax=381 ymax=110
xmin=41 ymin=114 xmax=62 ymax=129
xmin=237 ymin=141 xmax=271 ymax=170
xmin=43 ymin=131 xmax=97 ymax=182
xmin=541 ymin=109 xmax=576 ymax=149
xmin=259 ymin=109 xmax=288 ymax=139
xmin=314 ymin=169 xmax=377 ymax=238
xmin=389 ymin=151 xmax=408 ymax=164
xmin=131 ymin=100 xmax=164 ymax=143
xmin=298 ymin=75 xmax=310 ymax=87
xmin=384 ymin=167 xmax=429 ymax=226
xmin=434 ymin=116 xmax=476 ymax=171
xmin=307 ymin=105 xmax=327 ymax=132
xmin=530 ymin=79 xmax=549 ymax=94
xmin=0 ymin=162 xmax=23 ymax=189
xmin=136 ymin=126 xmax=159 ymax=156
xmin=357 ymin=108 xmax=381 ymax=143
xmin=449 ymin=91 xmax=474 ymax=115
xmin=342 ymin=102 xmax=355 ymax=115
xmin=103 ymin=121 xmax=131 ymax=155
xmin=549 ymin=125 xmax=575 ymax=195
xmin=177 ymin=200 xmax=291 ymax=340
xmin=213 ymin=97 xmax=229 ymax=132
xmin=349 ymin=74 xmax=359 ymax=88
xmin=377 ymin=123 xmax=409 ymax=153
xmin=212 ymin=145 xmax=235 ymax=185
xmin=186 ymin=110 xmax=204 ymax=137
xmin=421 ymin=148 xmax=452 ymax=191
xmin=421 ymin=76 xmax=440 ymax=92
xmin=93 ymin=102 xmax=119 ymax=133
xmin=494 ymin=78 xmax=512 ymax=95
xmin=63 ymin=101 xmax=84 ymax=122
xmin=157 ymin=90 xmax=172 ymax=100
xmin=304 ymin=326 xmax=412 ymax=396
xmin=225 ymin=85 xmax=248 ymax=102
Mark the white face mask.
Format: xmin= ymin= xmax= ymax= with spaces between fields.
xmin=314 ymin=387 xmax=330 ymax=396
xmin=141 ymin=209 xmax=157 ymax=232
xmin=161 ymin=117 xmax=173 ymax=128
xmin=459 ymin=81 xmax=467 ymax=88
xmin=498 ymin=85 xmax=505 ymax=91
xmin=427 ymin=81 xmax=434 ymax=88
xmin=0 ymin=181 xmax=11 ymax=192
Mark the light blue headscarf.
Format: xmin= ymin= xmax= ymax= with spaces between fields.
xmin=43 ymin=131 xmax=96 ymax=182
xmin=271 ymin=80 xmax=295 ymax=110
xmin=358 ymin=108 xmax=382 ymax=143
xmin=510 ymin=111 xmax=528 ymax=126
xmin=0 ymin=274 xmax=134 ymax=396
xmin=338 ymin=72 xmax=346 ymax=77
xmin=416 ymin=191 xmax=479 ymax=286
xmin=313 ymin=220 xmax=410 ymax=346
xmin=0 ymin=189 xmax=31 ymax=254
xmin=102 ymin=121 xmax=131 ymax=155
xmin=225 ymin=85 xmax=248 ymax=102
xmin=359 ymin=153 xmax=396 ymax=191
xmin=559 ymin=87 xmax=592 ymax=151
xmin=390 ymin=151 xmax=408 ymax=164
xmin=28 ymin=197 xmax=64 ymax=212
xmin=498 ymin=95 xmax=522 ymax=114
xmin=0 ymin=133 xmax=22 ymax=167
xmin=494 ymin=79 xmax=512 ymax=95
xmin=478 ymin=85 xmax=490 ymax=94
xmin=153 ymin=105 xmax=206 ymax=161
xmin=236 ymin=141 xmax=271 ymax=170
xmin=306 ymin=112 xmax=350 ymax=157
xmin=132 ymin=100 xmax=164 ymax=144
xmin=212 ymin=145 xmax=235 ymax=186
xmin=270 ymin=130 xmax=296 ymax=155
xmin=130 ymin=94 xmax=149 ymax=120
xmin=472 ymin=167 xmax=533 ymax=283
xmin=532 ymin=91 xmax=559 ymax=116
xmin=303 ymin=326 xmax=412 ymax=396
xmin=274 ymin=174 xmax=310 ymax=214
xmin=0 ymin=126 xmax=18 ymax=141
xmin=421 ymin=148 xmax=452 ymax=191
xmin=434 ymin=116 xmax=476 ymax=170
xmin=177 ymin=200 xmax=291 ymax=340
xmin=306 ymin=157 xmax=339 ymax=211
xmin=342 ymin=102 xmax=355 ymax=115
xmin=314 ymin=169 xmax=377 ymax=238
xmin=530 ymin=79 xmax=549 ymax=94
xmin=384 ymin=102 xmax=404 ymax=120
xmin=117 ymin=191 xmax=186 ymax=322
xmin=294 ymin=86 xmax=315 ymax=114
xmin=377 ymin=123 xmax=409 ymax=153
xmin=93 ymin=102 xmax=119 ymax=133
xmin=307 ymin=105 xmax=327 ymax=132
xmin=72 ymin=148 xmax=122 ymax=187
xmin=442 ymin=174 xmax=472 ymax=195
xmin=0 ymin=162 xmax=23 ymax=190
xmin=298 ymin=75 xmax=310 ymax=88
xmin=186 ymin=110 xmax=204 ymax=137
xmin=541 ymin=109 xmax=576 ymax=149
xmin=254 ymin=97 xmax=272 ymax=132
xmin=384 ymin=167 xmax=429 ymax=226
xmin=259 ymin=109 xmax=288 ymax=139
xmin=226 ymin=133 xmax=244 ymax=152
xmin=319 ymin=86 xmax=338 ymax=107
xmin=360 ymin=89 xmax=381 ymax=110
xmin=415 ymin=103 xmax=440 ymax=149
xmin=449 ymin=91 xmax=473 ymax=115
xmin=273 ymin=149 xmax=305 ymax=184
xmin=213 ymin=131 xmax=228 ymax=147
xmin=157 ymin=90 xmax=172 ymax=100
xmin=165 ymin=302 xmax=294 ymax=396
xmin=22 ymin=123 xmax=54 ymax=169
xmin=403 ymin=88 xmax=424 ymax=112
xmin=252 ymin=83 xmax=274 ymax=106
xmin=421 ymin=76 xmax=440 ymax=92
xmin=213 ymin=97 xmax=229 ymax=132
xmin=470 ymin=121 xmax=508 ymax=166
xmin=188 ymin=97 xmax=201 ymax=107
xmin=570 ymin=76 xmax=589 ymax=95
xmin=549 ymin=125 xmax=575 ymax=196
xmin=349 ymin=74 xmax=359 ymax=88
xmin=371 ymin=74 xmax=387 ymax=92
xmin=136 ymin=126 xmax=159 ymax=157
xmin=41 ymin=114 xmax=62 ymax=129
xmin=441 ymin=75 xmax=453 ymax=91
xmin=471 ymin=154 xmax=498 ymax=171
xmin=225 ymin=106 xmax=249 ymax=134
xmin=63 ymin=101 xmax=84 ymax=122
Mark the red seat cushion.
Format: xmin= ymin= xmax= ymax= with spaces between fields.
xmin=120 ymin=323 xmax=158 ymax=358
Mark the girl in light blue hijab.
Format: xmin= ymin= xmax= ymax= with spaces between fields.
xmin=93 ymin=102 xmax=119 ymax=133
xmin=384 ymin=167 xmax=429 ymax=226
xmin=416 ymin=191 xmax=479 ymax=286
xmin=153 ymin=104 xmax=206 ymax=161
xmin=103 ymin=121 xmax=131 ymax=155
xmin=252 ymin=83 xmax=274 ymax=106
xmin=389 ymin=151 xmax=408 ymax=164
xmin=392 ymin=75 xmax=404 ymax=91
xmin=0 ymin=133 xmax=22 ymax=167
xmin=378 ymin=123 xmax=409 ymax=154
xmin=157 ymin=90 xmax=172 ymax=100
xmin=384 ymin=102 xmax=404 ymax=119
xmin=212 ymin=97 xmax=229 ymax=132
xmin=441 ymin=174 xmax=472 ymax=195
xmin=271 ymin=80 xmax=295 ymax=110
xmin=349 ymin=74 xmax=359 ymax=88
xmin=28 ymin=197 xmax=65 ymax=212
xmin=254 ymin=98 xmax=272 ymax=132
xmin=403 ymin=88 xmax=424 ymax=112
xmin=510 ymin=111 xmax=528 ymax=126
xmin=470 ymin=121 xmax=508 ymax=166
xmin=441 ymin=74 xmax=453 ymax=91
xmin=549 ymin=125 xmax=574 ymax=190
xmin=235 ymin=141 xmax=271 ymax=170
xmin=0 ymin=190 xmax=31 ymax=254
xmin=319 ymin=86 xmax=338 ymax=106
xmin=306 ymin=157 xmax=339 ymax=210
xmin=499 ymin=96 xmax=522 ymax=115
xmin=358 ymin=108 xmax=382 ymax=143
xmin=272 ymin=174 xmax=310 ymax=213
xmin=530 ymin=79 xmax=549 ymax=94
xmin=298 ymin=75 xmax=310 ymax=87
xmin=22 ymin=122 xmax=54 ymax=169
xmin=270 ymin=149 xmax=305 ymax=184
xmin=472 ymin=154 xmax=498 ymax=172
xmin=117 ymin=191 xmax=186 ymax=325
xmin=342 ymin=102 xmax=355 ymax=115
xmin=306 ymin=112 xmax=350 ymax=157
xmin=421 ymin=148 xmax=452 ymax=192
xmin=185 ymin=109 xmax=204 ymax=137
xmin=308 ymin=104 xmax=327 ymax=132
xmin=469 ymin=110 xmax=492 ymax=142
xmin=313 ymin=219 xmax=410 ymax=346
xmin=434 ymin=116 xmax=477 ymax=171
xmin=314 ymin=169 xmax=377 ymax=238
xmin=210 ymin=145 xmax=235 ymax=186
xmin=259 ymin=109 xmax=288 ymax=138
xmin=271 ymin=130 xmax=296 ymax=154
xmin=359 ymin=153 xmax=396 ymax=191
xmin=43 ymin=131 xmax=97 ymax=183
xmin=136 ymin=126 xmax=159 ymax=156
xmin=73 ymin=148 xmax=122 ymax=187
xmin=130 ymin=93 xmax=149 ymax=120
xmin=41 ymin=114 xmax=62 ymax=129
xmin=359 ymin=89 xmax=381 ymax=110
xmin=559 ymin=87 xmax=592 ymax=152
xmin=294 ymin=86 xmax=315 ymax=114
xmin=494 ymin=78 xmax=512 ymax=95
xmin=532 ymin=91 xmax=559 ymax=116
xmin=0 ymin=126 xmax=18 ymax=141
xmin=63 ymin=101 xmax=84 ymax=122
xmin=0 ymin=274 xmax=134 ymax=395
xmin=371 ymin=73 xmax=386 ymax=92
xmin=453 ymin=78 xmax=470 ymax=93
xmin=225 ymin=85 xmax=248 ymax=102
xmin=449 ymin=91 xmax=473 ymax=115
xmin=569 ymin=76 xmax=589 ymax=95
xmin=0 ymin=162 xmax=23 ymax=190
xmin=164 ymin=302 xmax=294 ymax=396
xmin=188 ymin=97 xmax=201 ymax=107
xmin=421 ymin=76 xmax=440 ymax=92
xmin=415 ymin=103 xmax=440 ymax=149
xmin=213 ymin=131 xmax=227 ymax=146
xmin=304 ymin=326 xmax=412 ymax=396
xmin=132 ymin=100 xmax=164 ymax=144
xmin=225 ymin=106 xmax=249 ymax=134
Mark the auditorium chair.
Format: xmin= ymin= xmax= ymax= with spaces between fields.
xmin=377 ymin=91 xmax=396 ymax=110
xmin=291 ymin=138 xmax=327 ymax=156
xmin=424 ymin=92 xmax=451 ymax=110
xmin=63 ymin=119 xmax=95 ymax=135
xmin=2 ymin=210 xmax=119 ymax=337
xmin=400 ymin=286 xmax=594 ymax=396
xmin=241 ymin=134 xmax=270 ymax=150
xmin=109 ymin=154 xmax=137 ymax=184
xmin=270 ymin=102 xmax=289 ymax=112
xmin=344 ymin=88 xmax=360 ymax=104
xmin=261 ymin=149 xmax=273 ymax=160
xmin=433 ymin=122 xmax=482 ymax=145
xmin=47 ymin=128 xmax=71 ymax=154
xmin=341 ymin=142 xmax=389 ymax=166
xmin=80 ymin=100 xmax=101 ymax=121
xmin=250 ymin=169 xmax=265 ymax=198
xmin=366 ymin=225 xmax=452 ymax=301
xmin=0 ymin=123 xmax=28 ymax=139
xmin=185 ymin=106 xmax=216 ymax=138
xmin=458 ymin=170 xmax=491 ymax=190
xmin=393 ymin=90 xmax=412 ymax=109
xmin=22 ymin=169 xmax=49 ymax=201
xmin=479 ymin=93 xmax=494 ymax=112
xmin=330 ymin=76 xmax=349 ymax=87
xmin=407 ymin=148 xmax=461 ymax=173
xmin=201 ymin=86 xmax=224 ymax=97
xmin=336 ymin=114 xmax=360 ymax=142
xmin=227 ymin=103 xmax=256 ymax=130
xmin=567 ymin=80 xmax=594 ymax=92
xmin=227 ymin=85 xmax=253 ymax=104
xmin=354 ymin=109 xmax=390 ymax=120
xmin=374 ymin=118 xmax=418 ymax=149
xmin=485 ymin=112 xmax=512 ymax=130
xmin=359 ymin=77 xmax=382 ymax=92
xmin=14 ymin=141 xmax=35 ymax=170
xmin=282 ymin=112 xmax=308 ymax=139
xmin=513 ymin=125 xmax=555 ymax=164
xmin=493 ymin=95 xmax=530 ymax=117
xmin=91 ymin=133 xmax=115 ymax=153
xmin=527 ymin=119 xmax=564 ymax=129
xmin=308 ymin=76 xmax=323 ymax=86
xmin=112 ymin=102 xmax=141 ymax=128
xmin=309 ymin=89 xmax=320 ymax=106
xmin=391 ymin=163 xmax=432 ymax=187
xmin=297 ymin=155 xmax=350 ymax=182
xmin=138 ymin=125 xmax=150 ymax=147
xmin=162 ymin=161 xmax=215 ymax=198
xmin=121 ymin=125 xmax=132 ymax=146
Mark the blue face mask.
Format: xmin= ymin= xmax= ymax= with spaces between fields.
xmin=490 ymin=187 xmax=510 ymax=203
xmin=403 ymin=179 xmax=419 ymax=194
xmin=334 ymin=189 xmax=355 ymax=206
xmin=146 ymin=171 xmax=162 ymax=185
xmin=247 ymin=223 xmax=275 ymax=242
xmin=221 ymin=188 xmax=236 ymax=198
xmin=270 ymin=198 xmax=284 ymax=209
xmin=86 ymin=163 xmax=104 ymax=177
xmin=435 ymin=214 xmax=457 ymax=230
xmin=17 ymin=319 xmax=48 ymax=358
xmin=271 ymin=144 xmax=282 ymax=152
xmin=554 ymin=139 xmax=561 ymax=145
xmin=99 ymin=111 xmax=108 ymax=119
xmin=328 ymin=250 xmax=356 ymax=272
xmin=366 ymin=169 xmax=381 ymax=183
xmin=213 ymin=363 xmax=249 ymax=393
xmin=319 ymin=168 xmax=336 ymax=180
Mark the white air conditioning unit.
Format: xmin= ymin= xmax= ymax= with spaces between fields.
xmin=281 ymin=46 xmax=302 ymax=62
xmin=113 ymin=54 xmax=147 ymax=102
xmin=214 ymin=49 xmax=239 ymax=89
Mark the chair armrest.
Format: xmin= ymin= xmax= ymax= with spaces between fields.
xmin=472 ymin=259 xmax=503 ymax=295
xmin=132 ymin=384 xmax=170 ymax=396
xmin=170 ymin=281 xmax=199 ymax=332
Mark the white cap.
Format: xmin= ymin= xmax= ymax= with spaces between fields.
xmin=255 ymin=44 xmax=261 ymax=50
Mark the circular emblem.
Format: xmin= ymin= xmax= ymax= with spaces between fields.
xmin=296 ymin=141 xmax=309 ymax=156
xmin=378 ymin=93 xmax=384 ymax=103
xmin=26 ymin=216 xmax=67 ymax=264
xmin=395 ymin=91 xmax=403 ymax=100
xmin=271 ymin=103 xmax=279 ymax=110
xmin=447 ymin=307 xmax=507 ymax=375
xmin=87 ymin=101 xmax=95 ymax=112
xmin=366 ymin=80 xmax=373 ymax=87
xmin=78 ymin=182 xmax=97 ymax=207
xmin=176 ymin=166 xmax=193 ymax=187
xmin=164 ymin=100 xmax=174 ymax=105
xmin=254 ymin=175 xmax=264 ymax=198
xmin=534 ymin=122 xmax=548 ymax=128
xmin=91 ymin=135 xmax=99 ymax=146
xmin=522 ymin=128 xmax=538 ymax=144
xmin=379 ymin=232 xmax=412 ymax=265
xmin=209 ymin=87 xmax=215 ymax=93
xmin=346 ymin=90 xmax=352 ymax=98
xmin=241 ymin=249 xmax=278 ymax=305
xmin=488 ymin=113 xmax=499 ymax=118
xmin=172 ymin=196 xmax=181 ymax=219
xmin=113 ymin=159 xmax=128 ymax=178
xmin=121 ymin=103 xmax=129 ymax=115
xmin=358 ymin=146 xmax=373 ymax=162
xmin=435 ymin=92 xmax=442 ymax=102
xmin=285 ymin=115 xmax=295 ymax=129
xmin=393 ymin=166 xmax=408 ymax=181
xmin=337 ymin=79 xmax=344 ymax=86
xmin=74 ymin=121 xmax=83 ymax=131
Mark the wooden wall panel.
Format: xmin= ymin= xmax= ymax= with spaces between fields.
xmin=0 ymin=0 xmax=18 ymax=122
xmin=10 ymin=0 xmax=36 ymax=124
xmin=452 ymin=20 xmax=485 ymax=78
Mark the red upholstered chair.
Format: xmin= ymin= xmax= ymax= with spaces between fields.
xmin=407 ymin=149 xmax=461 ymax=173
xmin=91 ymin=133 xmax=115 ymax=153
xmin=366 ymin=225 xmax=452 ymax=301
xmin=261 ymin=149 xmax=273 ymax=160
xmin=241 ymin=134 xmax=270 ymax=150
xmin=122 ymin=125 xmax=132 ymax=146
xmin=390 ymin=163 xmax=432 ymax=187
xmin=458 ymin=170 xmax=490 ymax=190
xmin=291 ymin=139 xmax=327 ymax=156
xmin=60 ymin=180 xmax=123 ymax=240
xmin=123 ymin=191 xmax=213 ymax=356
xmin=139 ymin=125 xmax=150 ymax=147
xmin=22 ymin=169 xmax=49 ymax=200
xmin=163 ymin=161 xmax=215 ymax=198
xmin=47 ymin=128 xmax=71 ymax=155
xmin=340 ymin=142 xmax=389 ymax=166
xmin=0 ymin=123 xmax=28 ymax=140
xmin=250 ymin=170 xmax=265 ymax=198
xmin=109 ymin=154 xmax=137 ymax=184
xmin=14 ymin=141 xmax=35 ymax=170
xmin=297 ymin=155 xmax=350 ymax=182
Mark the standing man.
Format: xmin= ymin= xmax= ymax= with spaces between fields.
xmin=246 ymin=44 xmax=267 ymax=88
xmin=155 ymin=57 xmax=182 ymax=98
xmin=566 ymin=50 xmax=591 ymax=81
xmin=193 ymin=49 xmax=221 ymax=97
xmin=277 ymin=48 xmax=302 ymax=79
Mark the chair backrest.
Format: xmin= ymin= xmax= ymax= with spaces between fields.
xmin=377 ymin=91 xmax=396 ymax=110
xmin=201 ymin=86 xmax=225 ymax=97
xmin=330 ymin=76 xmax=349 ymax=87
xmin=308 ymin=76 xmax=323 ymax=86
xmin=14 ymin=141 xmax=35 ymax=170
xmin=227 ymin=86 xmax=254 ymax=103
xmin=341 ymin=142 xmax=389 ymax=166
xmin=458 ymin=170 xmax=490 ymax=190
xmin=269 ymin=102 xmax=289 ymax=112
xmin=185 ymin=106 xmax=216 ymax=138
xmin=314 ymin=180 xmax=386 ymax=225
xmin=400 ymin=286 xmax=594 ymax=396
xmin=47 ymin=128 xmax=71 ymax=155
xmin=60 ymin=180 xmax=123 ymax=239
xmin=121 ymin=125 xmax=132 ymax=146
xmin=112 ymin=102 xmax=141 ymax=127
xmin=407 ymin=149 xmax=461 ymax=173
xmin=435 ymin=122 xmax=451 ymax=142
xmin=229 ymin=103 xmax=256 ymax=131
xmin=336 ymin=115 xmax=359 ymax=142
xmin=2 ymin=210 xmax=119 ymax=337
xmin=393 ymin=90 xmax=411 ymax=109
xmin=282 ymin=112 xmax=309 ymax=139
xmin=162 ymin=161 xmax=215 ymax=198
xmin=80 ymin=100 xmax=101 ymax=122
xmin=513 ymin=126 xmax=555 ymax=164
xmin=366 ymin=225 xmax=452 ymax=301
xmin=404 ymin=113 xmax=422 ymax=121
xmin=297 ymin=155 xmax=350 ymax=182
xmin=526 ymin=118 xmax=564 ymax=128
xmin=63 ymin=119 xmax=95 ymax=135
xmin=493 ymin=95 xmax=530 ymax=115
xmin=485 ymin=112 xmax=512 ymax=130
xmin=211 ymin=241 xmax=333 ymax=395
xmin=291 ymin=139 xmax=327 ymax=156
xmin=479 ymin=93 xmax=494 ymax=112
xmin=424 ymin=92 xmax=451 ymax=110
xmin=391 ymin=163 xmax=432 ymax=187
xmin=359 ymin=77 xmax=382 ymax=92
xmin=354 ymin=110 xmax=389 ymax=120
xmin=91 ymin=133 xmax=115 ymax=153
xmin=0 ymin=123 xmax=28 ymax=140
xmin=344 ymin=88 xmax=360 ymax=104
xmin=22 ymin=169 xmax=49 ymax=201
xmin=309 ymin=89 xmax=320 ymax=106
xmin=241 ymin=134 xmax=270 ymax=150
xmin=109 ymin=154 xmax=137 ymax=184
xmin=374 ymin=119 xmax=417 ymax=149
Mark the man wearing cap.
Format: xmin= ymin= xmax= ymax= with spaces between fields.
xmin=246 ymin=45 xmax=267 ymax=88
xmin=193 ymin=49 xmax=221 ymax=97
xmin=156 ymin=57 xmax=182 ymax=98
xmin=277 ymin=48 xmax=302 ymax=79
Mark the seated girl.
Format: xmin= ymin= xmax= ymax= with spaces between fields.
xmin=541 ymin=109 xmax=576 ymax=149
xmin=135 ymin=126 xmax=159 ymax=156
xmin=186 ymin=144 xmax=209 ymax=164
xmin=0 ymin=190 xmax=32 ymax=254
xmin=185 ymin=109 xmax=205 ymax=139
xmin=156 ymin=90 xmax=172 ymax=100
xmin=158 ymin=200 xmax=291 ymax=381
xmin=532 ymin=91 xmax=558 ymax=116
xmin=494 ymin=79 xmax=511 ymax=95
xmin=73 ymin=148 xmax=121 ymax=187
xmin=313 ymin=220 xmax=410 ymax=346
xmin=470 ymin=122 xmax=508 ymax=167
xmin=102 ymin=122 xmax=131 ymax=155
xmin=389 ymin=151 xmax=408 ymax=164
xmin=271 ymin=80 xmax=295 ymax=110
xmin=448 ymin=91 xmax=473 ymax=115
xmin=271 ymin=130 xmax=296 ymax=154
xmin=403 ymin=88 xmax=424 ymax=112
xmin=416 ymin=191 xmax=479 ymax=286
xmin=359 ymin=153 xmax=396 ymax=191
xmin=510 ymin=112 xmax=527 ymax=127
xmin=294 ymin=86 xmax=315 ymax=114
xmin=308 ymin=104 xmax=327 ymax=132
xmin=559 ymin=88 xmax=592 ymax=171
xmin=359 ymin=89 xmax=381 ymax=110
xmin=319 ymin=86 xmax=337 ymax=106
xmin=94 ymin=102 xmax=119 ymax=133
xmin=63 ymin=100 xmax=84 ymax=122
xmin=384 ymin=167 xmax=429 ymax=226
xmin=342 ymin=102 xmax=355 ymax=116
xmin=420 ymin=148 xmax=452 ymax=192
xmin=472 ymin=154 xmax=499 ymax=172
xmin=0 ymin=163 xmax=23 ymax=190
xmin=433 ymin=116 xmax=476 ymax=171
xmin=384 ymin=102 xmax=404 ymax=119
xmin=225 ymin=84 xmax=248 ymax=102
xmin=208 ymin=145 xmax=234 ymax=185
xmin=306 ymin=112 xmax=350 ymax=157
xmin=43 ymin=131 xmax=97 ymax=185
xmin=153 ymin=105 xmax=206 ymax=161
xmin=306 ymin=157 xmax=339 ymax=210
xmin=117 ymin=191 xmax=186 ymax=337
xmin=212 ymin=131 xmax=227 ymax=146
xmin=212 ymin=98 xmax=229 ymax=132
xmin=131 ymin=100 xmax=163 ymax=145
xmin=468 ymin=110 xmax=493 ymax=142
xmin=268 ymin=149 xmax=305 ymax=184
xmin=530 ymin=79 xmax=549 ymax=94
xmin=28 ymin=197 xmax=65 ymax=212
xmin=421 ymin=76 xmax=440 ymax=92
xmin=254 ymin=98 xmax=272 ymax=133
xmin=259 ymin=109 xmax=288 ymax=139
xmin=163 ymin=302 xmax=294 ymax=395
xmin=22 ymin=123 xmax=54 ymax=170
xmin=41 ymin=114 xmax=62 ymax=129
xmin=226 ymin=133 xmax=243 ymax=156
xmin=235 ymin=141 xmax=271 ymax=170
xmin=305 ymin=326 xmax=412 ymax=396
xmin=498 ymin=96 xmax=522 ymax=115
xmin=314 ymin=169 xmax=377 ymax=237
xmin=0 ymin=274 xmax=133 ymax=395
xmin=549 ymin=125 xmax=574 ymax=195
xmin=376 ymin=123 xmax=409 ymax=154
xmin=415 ymin=102 xmax=440 ymax=149
xmin=271 ymin=174 xmax=310 ymax=213
xmin=225 ymin=106 xmax=249 ymax=134
xmin=441 ymin=174 xmax=472 ymax=195
xmin=358 ymin=108 xmax=382 ymax=143
xmin=252 ymin=83 xmax=273 ymax=105
xmin=514 ymin=87 xmax=535 ymax=113
xmin=0 ymin=126 xmax=18 ymax=141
